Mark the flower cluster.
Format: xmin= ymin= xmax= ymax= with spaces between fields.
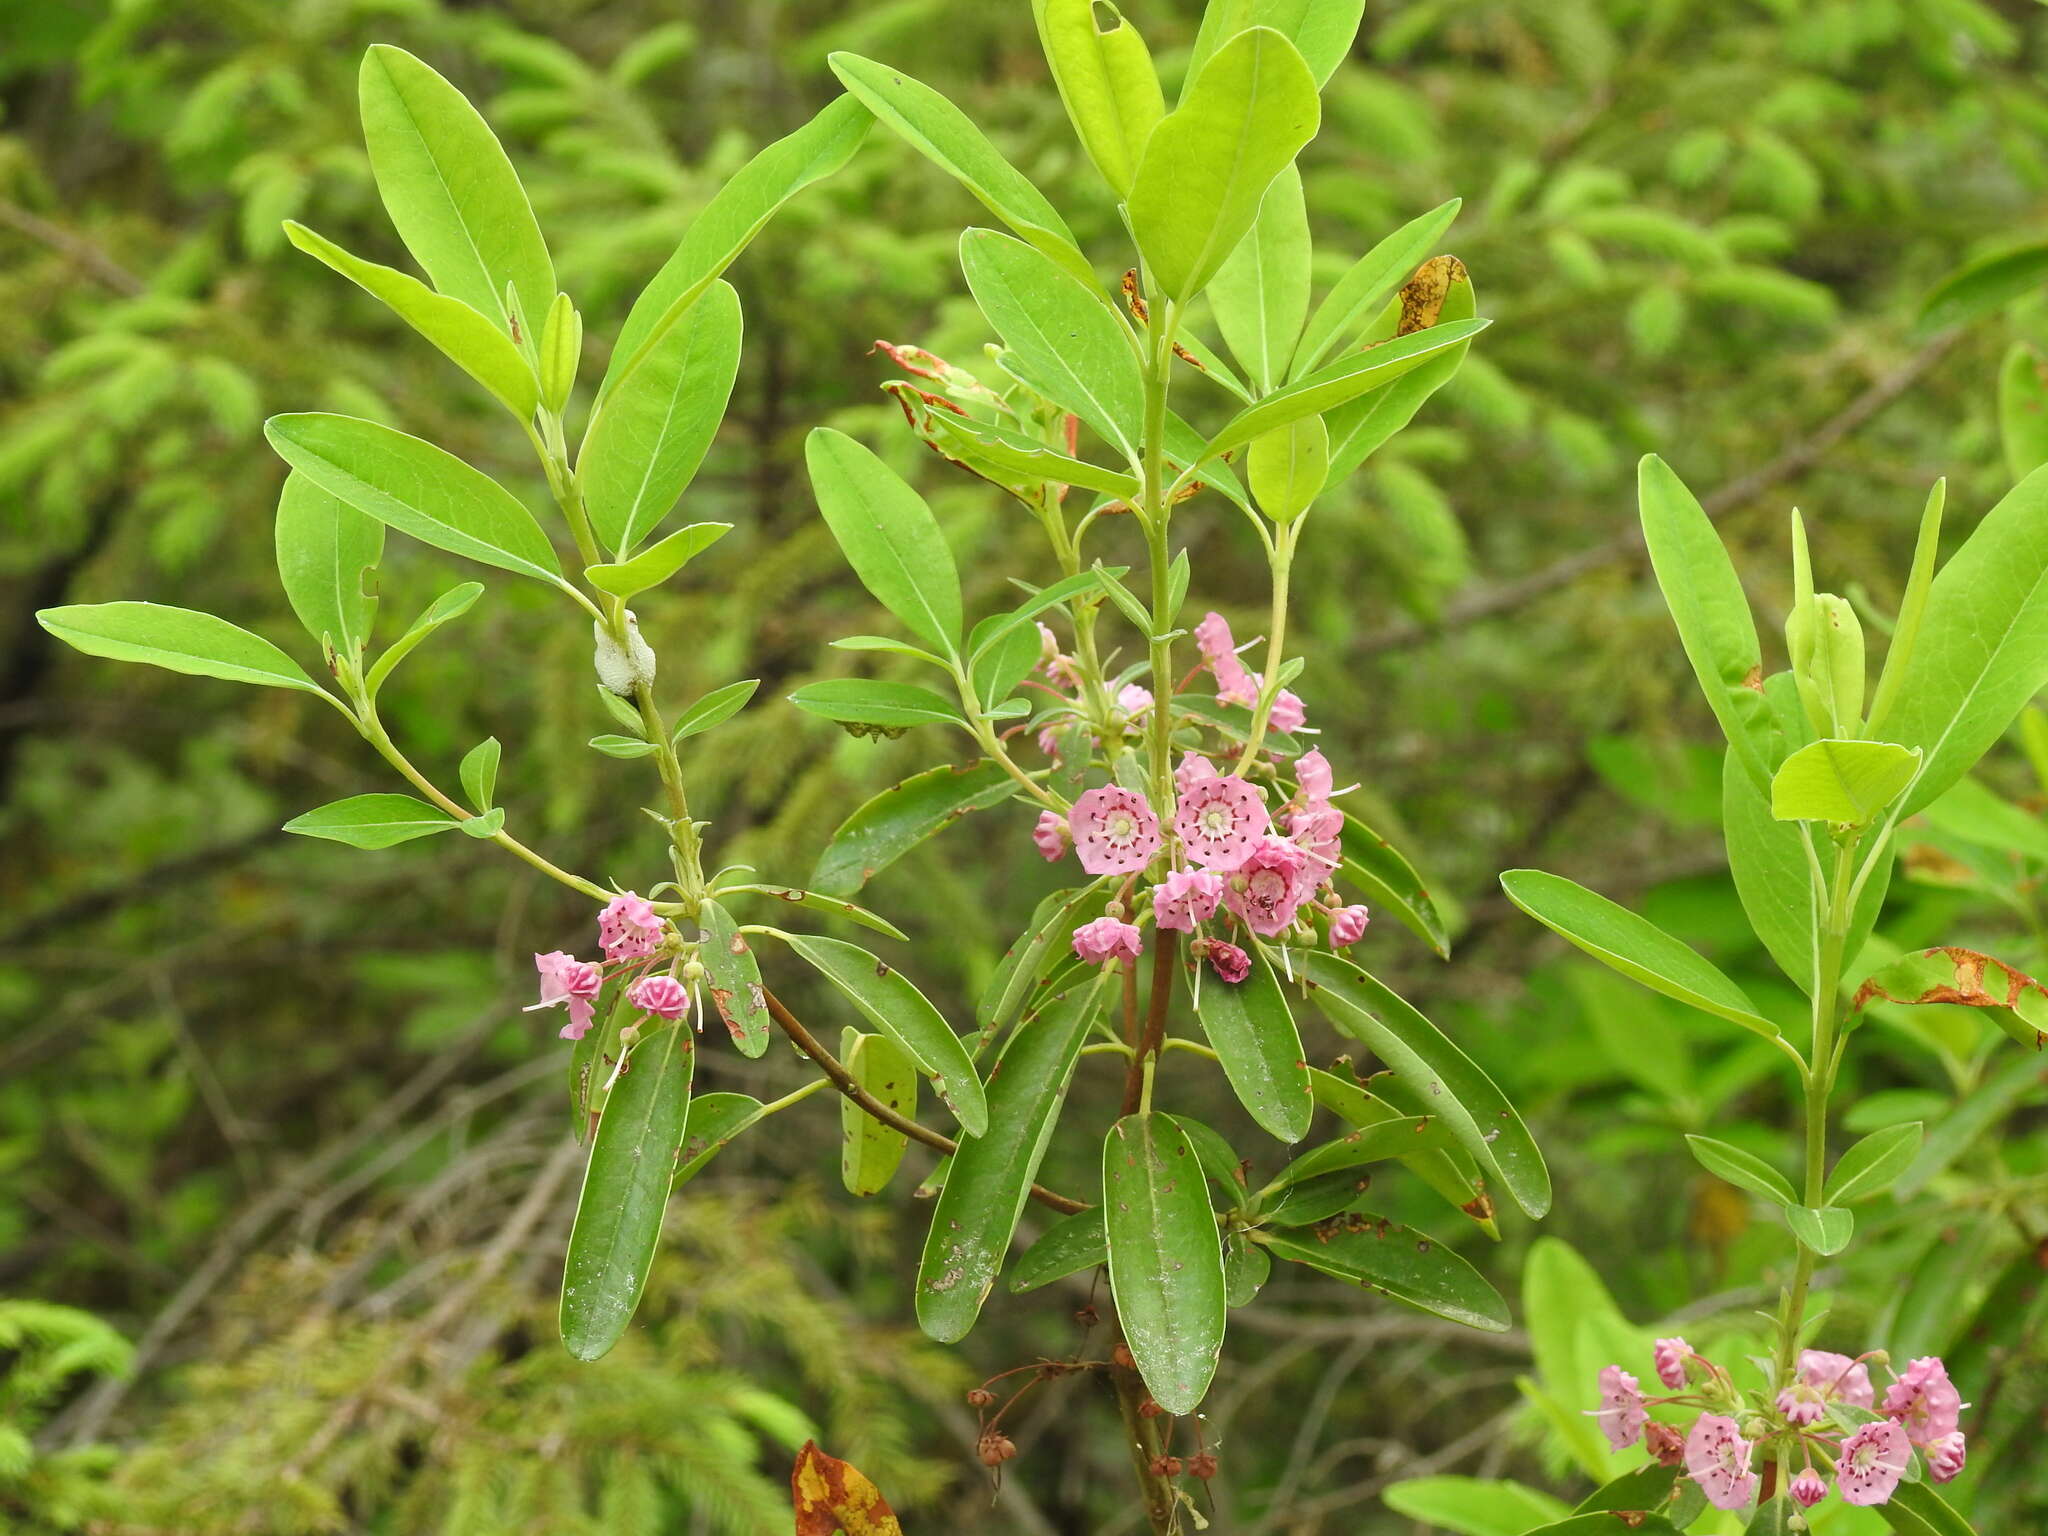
xmin=1591 ymin=1339 xmax=1967 ymax=1514
xmin=528 ymin=892 xmax=690 ymax=1040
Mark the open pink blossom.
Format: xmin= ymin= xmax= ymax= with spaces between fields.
xmin=1175 ymin=751 xmax=1217 ymax=795
xmin=1790 ymin=1469 xmax=1828 ymax=1509
xmin=1653 ymin=1338 xmax=1691 ymax=1390
xmin=1288 ymin=802 xmax=1343 ymax=887
xmin=1589 ymin=1365 xmax=1647 ymax=1450
xmin=1117 ymin=683 xmax=1153 ymax=716
xmin=1195 ymin=611 xmax=1257 ymax=705
xmin=1799 ymin=1349 xmax=1874 ymax=1409
xmin=1174 ymin=774 xmax=1270 ymax=869
xmin=627 ymin=974 xmax=690 ymax=1020
xmin=1929 ymin=1430 xmax=1967 ymax=1483
xmin=1295 ymin=749 xmax=1334 ymax=803
xmin=1034 ymin=811 xmax=1069 ymax=862
xmin=1327 ymin=904 xmax=1370 ymax=947
xmin=1069 ymin=786 xmax=1163 ymax=876
xmin=1883 ymin=1357 xmax=1963 ymax=1446
xmin=598 ymin=892 xmax=662 ymax=960
xmin=1203 ymin=939 xmax=1251 ymax=984
xmin=1685 ymin=1414 xmax=1756 ymax=1511
xmin=1153 ymin=869 xmax=1224 ymax=932
xmin=1073 ymin=915 xmax=1142 ymax=965
xmin=1223 ymin=834 xmax=1312 ymax=936
xmin=1837 ymin=1420 xmax=1910 ymax=1506
xmin=530 ymin=950 xmax=602 ymax=1040
xmin=1268 ymin=688 xmax=1307 ymax=732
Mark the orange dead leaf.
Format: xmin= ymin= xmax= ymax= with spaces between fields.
xmin=792 ymin=1440 xmax=904 ymax=1536
xmin=1396 ymin=255 xmax=1468 ymax=336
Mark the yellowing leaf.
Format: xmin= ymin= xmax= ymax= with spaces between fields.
xmin=791 ymin=1441 xmax=904 ymax=1536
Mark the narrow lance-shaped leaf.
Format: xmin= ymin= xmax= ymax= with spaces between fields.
xmin=697 ymin=899 xmax=770 ymax=1058
xmin=1193 ymin=947 xmax=1312 ymax=1142
xmin=804 ymin=428 xmax=962 ymax=652
xmin=1208 ymin=164 xmax=1311 ymax=392
xmin=787 ymin=679 xmax=966 ymax=730
xmin=1337 ymin=812 xmax=1450 ymax=958
xmin=1032 ymin=0 xmax=1165 ymax=196
xmin=275 ymin=471 xmax=383 ymax=665
xmin=1262 ymin=1216 xmax=1509 ymax=1332
xmin=1011 ymin=1205 xmax=1108 ymax=1294
xmin=1103 ymin=1111 xmax=1227 ymax=1414
xmin=671 ymin=678 xmax=759 ymax=743
xmin=1866 ymin=479 xmax=1946 ymax=735
xmin=841 ymin=1031 xmax=916 ymax=1196
xmin=1825 ymin=1122 xmax=1924 ymax=1205
xmin=1685 ymin=1134 xmax=1797 ymax=1207
xmin=37 ymin=602 xmax=331 ymax=699
xmin=812 ymin=760 xmax=1018 ymax=895
xmin=283 ymin=793 xmax=460 ymax=849
xmin=978 ymin=885 xmax=1112 ymax=1047
xmin=918 ymin=409 xmax=1140 ymax=499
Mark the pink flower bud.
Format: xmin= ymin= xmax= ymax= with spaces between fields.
xmin=1033 ymin=811 xmax=1069 ymax=862
xmin=1117 ymin=683 xmax=1153 ymax=716
xmin=1790 ymin=1469 xmax=1827 ymax=1509
xmin=1328 ymin=905 xmax=1370 ymax=947
xmin=626 ymin=974 xmax=690 ymax=1020
xmin=1204 ymin=940 xmax=1251 ymax=984
xmin=1654 ymin=1337 xmax=1691 ymax=1390
xmin=1268 ymin=688 xmax=1307 ymax=733
xmin=1928 ymin=1430 xmax=1966 ymax=1483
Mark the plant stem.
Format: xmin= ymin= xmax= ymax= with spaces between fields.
xmin=1234 ymin=519 xmax=1299 ymax=773
xmin=1112 ymin=1360 xmax=1178 ymax=1536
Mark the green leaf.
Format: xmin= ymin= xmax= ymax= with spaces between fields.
xmin=584 ymin=522 xmax=732 ymax=600
xmin=458 ymin=736 xmax=500 ymax=811
xmin=588 ymin=734 xmax=658 ymax=759
xmin=971 ymin=612 xmax=1048 ymax=710
xmin=812 ymin=760 xmax=1017 ymax=895
xmin=1186 ymin=0 xmax=1367 ymax=90
xmin=917 ymin=977 xmax=1105 ymax=1340
xmin=696 ymin=900 xmax=769 ymax=1058
xmin=804 ymin=428 xmax=962 ymax=651
xmin=782 ymin=934 xmax=987 ymax=1135
xmin=1260 ymin=1116 xmax=1449 ymax=1196
xmin=1337 ymin=812 xmax=1450 ymax=958
xmin=1825 ymin=1122 xmax=1924 ymax=1205
xmin=1770 ymin=738 xmax=1920 ymax=824
xmin=601 ymin=95 xmax=870 ymax=404
xmin=670 ymin=678 xmax=760 ymax=742
xmin=1301 ymin=953 xmax=1550 ymax=1218
xmin=1203 ymin=320 xmax=1488 ymax=460
xmin=364 ymin=581 xmax=483 ymax=695
xmin=1786 ymin=1203 xmax=1854 ymax=1255
xmin=1637 ymin=455 xmax=1776 ymax=790
xmin=37 ymin=602 xmax=329 ymax=698
xmin=265 ymin=413 xmax=562 ymax=586
xmin=1011 ymin=1205 xmax=1107 ymax=1294
xmin=1032 ymin=0 xmax=1165 ymax=197
xmin=457 ymin=807 xmax=504 ymax=839
xmin=1919 ymin=240 xmax=2048 ymax=332
xmin=828 ymin=53 xmax=1087 ymax=281
xmin=1574 ymin=1464 xmax=1681 ymax=1516
xmin=960 ymin=228 xmax=1143 ymax=462
xmin=1520 ymin=1519 xmax=1683 ymax=1536
xmin=1209 ymin=165 xmax=1310 ymax=392
xmin=559 ymin=1023 xmax=695 ymax=1360
xmin=1126 ymin=27 xmax=1319 ymax=302
xmin=1500 ymin=869 xmax=1779 ymax=1038
xmin=1308 ymin=1066 xmax=1495 ymax=1237
xmin=1998 ymin=342 xmax=2048 ymax=481
xmin=281 ymin=221 xmax=538 ymax=417
xmin=1880 ymin=1481 xmax=1982 ymax=1536
xmin=1192 ymin=946 xmax=1311 ymax=1142
xmin=1866 ymin=481 xmax=1947 ymax=736
xmin=921 ymin=412 xmax=1140 ymax=499
xmin=1882 ymin=463 xmax=2048 ymax=812
xmin=582 ymin=282 xmax=743 ymax=556
xmin=1103 ymin=1111 xmax=1228 ymax=1414
xmin=1684 ymin=1133 xmax=1796 ymax=1207
xmin=841 ymin=1031 xmax=916 ymax=1196
xmin=674 ymin=1092 xmax=766 ymax=1188
xmin=283 ymin=793 xmax=460 ymax=849
xmin=274 ymin=472 xmax=383 ymax=665
xmin=1324 ymin=258 xmax=1478 ymax=486
xmin=1246 ymin=414 xmax=1326 ymax=523
xmin=358 ymin=46 xmax=553 ymax=337
xmin=787 ymin=678 xmax=966 ymax=730
xmin=1382 ymin=1476 xmax=1571 ymax=1536
xmin=1263 ymin=1218 xmax=1509 ymax=1332
xmin=1223 ymin=1230 xmax=1269 ymax=1306
xmin=1293 ymin=198 xmax=1462 ymax=377
xmin=718 ymin=884 xmax=909 ymax=942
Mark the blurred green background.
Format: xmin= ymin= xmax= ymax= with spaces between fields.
xmin=5 ymin=0 xmax=2047 ymax=1530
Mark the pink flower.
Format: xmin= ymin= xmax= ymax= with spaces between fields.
xmin=1117 ymin=683 xmax=1153 ymax=716
xmin=1175 ymin=751 xmax=1217 ymax=795
xmin=1327 ymin=904 xmax=1370 ymax=947
xmin=1589 ymin=1365 xmax=1647 ymax=1450
xmin=1069 ymin=786 xmax=1163 ymax=875
xmin=627 ymin=973 xmax=690 ymax=1020
xmin=1685 ymin=1414 xmax=1756 ymax=1511
xmin=1223 ymin=835 xmax=1312 ymax=937
xmin=1928 ymin=1430 xmax=1967 ymax=1484
xmin=1033 ymin=811 xmax=1069 ymax=862
xmin=598 ymin=892 xmax=662 ymax=960
xmin=530 ymin=950 xmax=602 ymax=1040
xmin=1038 ymin=726 xmax=1063 ymax=758
xmin=1883 ymin=1357 xmax=1964 ymax=1447
xmin=1654 ymin=1338 xmax=1691 ymax=1390
xmin=1790 ymin=1469 xmax=1828 ymax=1509
xmin=1073 ymin=915 xmax=1142 ymax=965
xmin=1174 ymin=774 xmax=1270 ymax=869
xmin=1268 ymin=688 xmax=1307 ymax=733
xmin=1153 ymin=869 xmax=1224 ymax=932
xmin=1837 ymin=1420 xmax=1910 ymax=1506
xmin=1295 ymin=750 xmax=1334 ymax=802
xmin=1800 ymin=1350 xmax=1874 ymax=1409
xmin=1777 ymin=1383 xmax=1825 ymax=1426
xmin=1204 ymin=939 xmax=1251 ymax=984
xmin=1195 ymin=611 xmax=1258 ymax=706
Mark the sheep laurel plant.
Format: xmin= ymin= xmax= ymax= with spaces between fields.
xmin=1497 ymin=456 xmax=2048 ymax=1534
xmin=34 ymin=9 xmax=1549 ymax=1526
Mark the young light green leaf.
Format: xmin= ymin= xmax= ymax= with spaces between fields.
xmin=538 ymin=292 xmax=579 ymax=413
xmin=274 ymin=472 xmax=383 ymax=664
xmin=37 ymin=602 xmax=330 ymax=699
xmin=560 ymin=1023 xmax=694 ymax=1360
xmin=1770 ymin=738 xmax=1920 ymax=824
xmin=587 ymin=734 xmax=658 ymax=759
xmin=283 ymin=793 xmax=460 ymax=849
xmin=1263 ymin=1217 xmax=1509 ymax=1332
xmin=782 ymin=934 xmax=987 ymax=1135
xmin=1825 ymin=1122 xmax=1924 ymax=1205
xmin=1684 ymin=1134 xmax=1796 ymax=1207
xmin=695 ymin=899 xmax=769 ymax=1058
xmin=1246 ymin=415 xmax=1326 ymax=523
xmin=787 ymin=679 xmax=966 ymax=730
xmin=916 ymin=978 xmax=1105 ymax=1340
xmin=458 ymin=736 xmax=500 ymax=811
xmin=969 ymin=567 xmax=1129 ymax=663
xmin=1103 ymin=1112 xmax=1227 ymax=1414
xmin=1032 ymin=0 xmax=1165 ymax=196
xmin=1383 ymin=1477 xmax=1572 ymax=1536
xmin=1500 ymin=869 xmax=1779 ymax=1038
xmin=1185 ymin=0 xmax=1367 ymax=91
xmin=457 ymin=807 xmax=504 ymax=839
xmin=921 ymin=411 xmax=1140 ymax=499
xmin=1879 ymin=1481 xmax=1982 ymax=1536
xmin=358 ymin=46 xmax=553 ymax=336
xmin=1293 ymin=198 xmax=1462 ymax=377
xmin=265 ymin=413 xmax=563 ymax=585
xmin=1126 ymin=27 xmax=1319 ymax=302
xmin=1867 ymin=480 xmax=1946 ymax=736
xmin=804 ymin=428 xmax=962 ymax=651
xmin=581 ymin=282 xmax=742 ymax=556
xmin=841 ymin=1031 xmax=917 ymax=1196
xmin=1208 ymin=165 xmax=1310 ymax=391
xmin=1337 ymin=812 xmax=1450 ymax=958
xmin=812 ymin=760 xmax=1017 ymax=896
xmin=282 ymin=222 xmax=538 ymax=417
xmin=670 ymin=678 xmax=760 ymax=743
xmin=364 ymin=581 xmax=484 ymax=695
xmin=1193 ymin=946 xmax=1311 ymax=1142
xmin=1786 ymin=1204 xmax=1854 ymax=1255
xmin=583 ymin=522 xmax=732 ymax=600
xmin=1010 ymin=1205 xmax=1107 ymax=1294
xmin=960 ymin=228 xmax=1144 ymax=462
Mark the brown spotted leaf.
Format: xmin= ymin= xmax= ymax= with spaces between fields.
xmin=1853 ymin=946 xmax=2048 ymax=1048
xmin=792 ymin=1441 xmax=904 ymax=1536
